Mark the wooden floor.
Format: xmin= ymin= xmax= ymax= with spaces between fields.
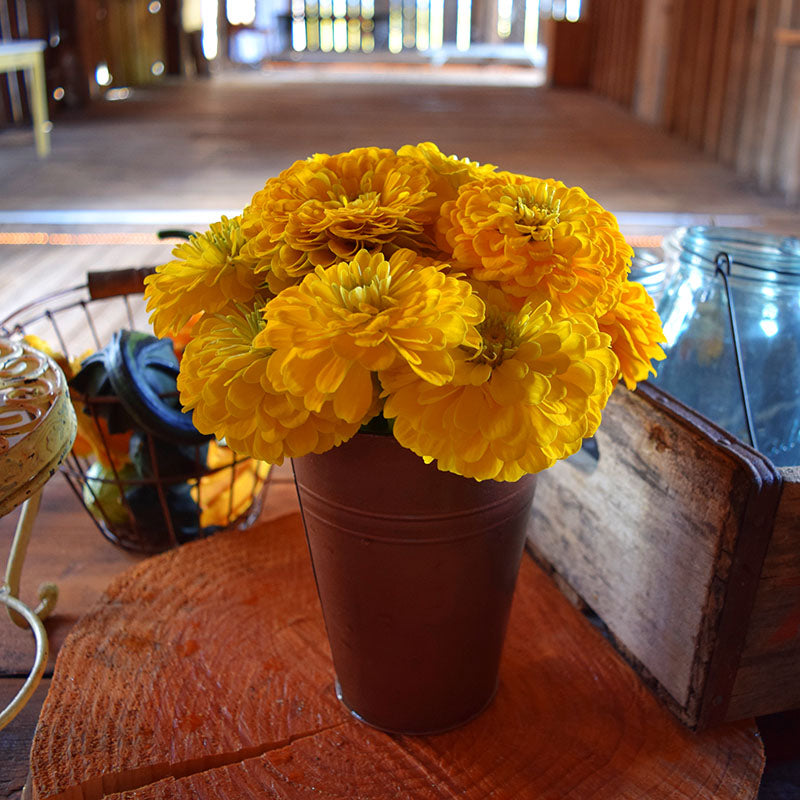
xmin=1 ymin=64 xmax=799 ymax=321
xmin=1 ymin=63 xmax=799 ymax=800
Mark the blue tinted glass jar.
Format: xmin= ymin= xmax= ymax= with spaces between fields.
xmin=630 ymin=247 xmax=668 ymax=305
xmin=651 ymin=226 xmax=800 ymax=467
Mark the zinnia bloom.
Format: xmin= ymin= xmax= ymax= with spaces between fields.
xmin=437 ymin=173 xmax=631 ymax=317
xmin=599 ymin=280 xmax=666 ymax=390
xmin=241 ymin=147 xmax=439 ymax=292
xmin=382 ymin=301 xmax=618 ymax=481
xmin=397 ymin=141 xmax=497 ymax=205
xmin=258 ymin=249 xmax=485 ymax=424
xmin=144 ymin=216 xmax=264 ymax=339
xmin=177 ymin=307 xmax=362 ymax=464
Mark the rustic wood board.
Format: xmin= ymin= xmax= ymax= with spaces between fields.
xmin=686 ymin=0 xmax=717 ymax=147
xmin=704 ymin=0 xmax=735 ymax=156
xmin=586 ymin=0 xmax=641 ymax=108
xmin=670 ymin=0 xmax=697 ymax=139
xmin=735 ymin=0 xmax=779 ymax=179
xmin=529 ymin=383 xmax=782 ymax=729
xmin=756 ymin=0 xmax=795 ymax=191
xmin=633 ymin=0 xmax=670 ymax=123
xmin=718 ymin=0 xmax=757 ymax=165
xmin=0 ymin=678 xmax=50 ymax=800
xmin=29 ymin=513 xmax=764 ymax=799
xmin=775 ymin=16 xmax=800 ymax=202
xmin=784 ymin=51 xmax=800 ymax=203
xmin=0 ymin=483 xmax=141 ymax=676
xmin=729 ymin=465 xmax=800 ymax=719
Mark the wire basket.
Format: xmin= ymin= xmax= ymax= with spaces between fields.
xmin=0 ymin=267 xmax=272 ymax=554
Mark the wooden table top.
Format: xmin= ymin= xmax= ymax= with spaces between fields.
xmin=0 ymin=465 xmax=294 ymax=795
xmin=0 ymin=463 xmax=793 ymax=799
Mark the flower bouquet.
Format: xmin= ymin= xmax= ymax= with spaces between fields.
xmin=144 ymin=142 xmax=665 ymax=481
xmin=144 ymin=142 xmax=666 ymax=734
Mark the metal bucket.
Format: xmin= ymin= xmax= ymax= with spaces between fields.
xmin=293 ymin=433 xmax=537 ymax=734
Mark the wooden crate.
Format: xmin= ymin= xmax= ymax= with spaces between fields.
xmin=528 ymin=382 xmax=800 ymax=730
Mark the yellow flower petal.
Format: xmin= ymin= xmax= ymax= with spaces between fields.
xmin=262 ymin=248 xmax=483 ymax=421
xmin=437 ymin=173 xmax=631 ymax=318
xmin=599 ymin=280 xmax=666 ymax=390
xmin=177 ymin=306 xmax=361 ymax=464
xmin=145 ymin=216 xmax=265 ymax=339
xmin=382 ymin=302 xmax=617 ymax=481
xmin=241 ymin=146 xmax=441 ymax=286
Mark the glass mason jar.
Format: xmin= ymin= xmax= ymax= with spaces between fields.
xmin=651 ymin=226 xmax=800 ymax=467
xmin=630 ymin=247 xmax=668 ymax=305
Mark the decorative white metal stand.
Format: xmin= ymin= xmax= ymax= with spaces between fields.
xmin=0 ymin=337 xmax=76 ymax=729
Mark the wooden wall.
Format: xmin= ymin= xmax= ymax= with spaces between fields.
xmin=587 ymin=0 xmax=643 ymax=108
xmin=1 ymin=0 xmax=180 ymax=127
xmin=71 ymin=0 xmax=169 ymax=92
xmin=584 ymin=0 xmax=800 ymax=205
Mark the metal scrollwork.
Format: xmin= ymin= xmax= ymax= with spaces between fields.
xmin=0 ymin=342 xmax=60 ymax=451
xmin=1 ymin=336 xmax=76 ymax=730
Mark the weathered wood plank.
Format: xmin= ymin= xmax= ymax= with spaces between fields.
xmin=775 ymin=12 xmax=800 ymax=202
xmin=634 ymin=0 xmax=671 ymax=124
xmin=621 ymin=0 xmax=800 ymax=202
xmin=0 ymin=481 xmax=140 ymax=677
xmin=588 ymin=3 xmax=611 ymax=97
xmin=687 ymin=0 xmax=718 ymax=147
xmin=775 ymin=26 xmax=800 ymax=44
xmin=756 ymin=0 xmax=795 ymax=191
xmin=0 ymin=678 xmax=49 ymax=800
xmin=673 ymin=0 xmax=700 ymax=140
xmin=704 ymin=0 xmax=736 ymax=156
xmin=0 ymin=469 xmax=297 ymax=676
xmin=529 ymin=383 xmax=783 ymax=729
xmin=659 ymin=0 xmax=686 ymax=134
xmin=729 ymin=467 xmax=800 ymax=719
xmin=588 ymin=0 xmax=643 ymax=108
xmin=624 ymin=1 xmax=645 ymax=107
xmin=0 ymin=243 xmax=174 ymax=340
xmin=781 ymin=52 xmax=800 ymax=203
xmin=718 ymin=0 xmax=756 ymax=165
xmin=736 ymin=0 xmax=780 ymax=178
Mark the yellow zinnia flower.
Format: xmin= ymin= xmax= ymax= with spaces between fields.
xmin=599 ymin=280 xmax=667 ymax=390
xmin=241 ymin=146 xmax=439 ymax=292
xmin=177 ymin=307 xmax=362 ymax=464
xmin=257 ymin=249 xmax=485 ymax=425
xmin=382 ymin=301 xmax=618 ymax=482
xmin=437 ymin=173 xmax=631 ymax=317
xmin=145 ymin=216 xmax=264 ymax=339
xmin=397 ymin=141 xmax=497 ymax=205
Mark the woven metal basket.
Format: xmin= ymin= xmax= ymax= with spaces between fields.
xmin=0 ymin=267 xmax=271 ymax=553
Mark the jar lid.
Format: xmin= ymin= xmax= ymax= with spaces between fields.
xmin=663 ymin=226 xmax=800 ymax=282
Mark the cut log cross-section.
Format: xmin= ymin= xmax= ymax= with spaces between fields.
xmin=30 ymin=513 xmax=764 ymax=799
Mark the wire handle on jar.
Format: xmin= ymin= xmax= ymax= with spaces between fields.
xmin=715 ymin=252 xmax=759 ymax=451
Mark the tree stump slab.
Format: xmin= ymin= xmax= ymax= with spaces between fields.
xmin=29 ymin=513 xmax=764 ymax=799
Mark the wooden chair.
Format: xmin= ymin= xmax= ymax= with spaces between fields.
xmin=0 ymin=39 xmax=51 ymax=158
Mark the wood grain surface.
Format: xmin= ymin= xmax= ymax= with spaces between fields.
xmin=529 ymin=383 xmax=783 ymax=729
xmin=27 ymin=508 xmax=765 ymax=799
xmin=589 ymin=0 xmax=800 ymax=204
xmin=730 ymin=466 xmax=800 ymax=719
xmin=0 ymin=679 xmax=50 ymax=800
xmin=0 ymin=470 xmax=298 ymax=799
xmin=1 ymin=63 xmax=798 ymax=800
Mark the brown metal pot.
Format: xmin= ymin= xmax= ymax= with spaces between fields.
xmin=292 ymin=432 xmax=537 ymax=735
